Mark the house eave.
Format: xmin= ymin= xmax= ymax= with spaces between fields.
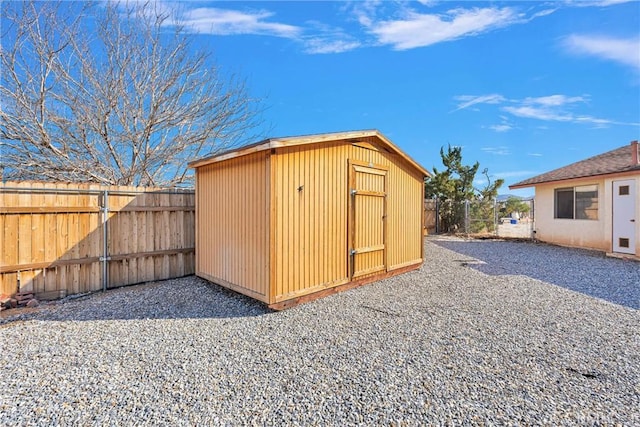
xmin=509 ymin=168 xmax=640 ymax=190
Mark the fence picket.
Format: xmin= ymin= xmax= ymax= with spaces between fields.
xmin=0 ymin=182 xmax=195 ymax=298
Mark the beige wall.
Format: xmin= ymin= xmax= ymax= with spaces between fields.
xmin=534 ymin=174 xmax=640 ymax=255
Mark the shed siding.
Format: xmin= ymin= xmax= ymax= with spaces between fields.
xmin=196 ymin=151 xmax=270 ymax=301
xmin=384 ymin=151 xmax=423 ymax=269
xmin=272 ymin=140 xmax=423 ymax=301
xmin=272 ymin=142 xmax=349 ymax=301
xmin=347 ymin=143 xmax=423 ymax=270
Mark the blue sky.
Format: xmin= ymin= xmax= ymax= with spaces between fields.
xmin=140 ymin=2 xmax=638 ymax=194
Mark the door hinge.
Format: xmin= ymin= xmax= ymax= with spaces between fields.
xmin=350 ymin=249 xmax=357 ymax=256
xmin=350 ymin=189 xmax=357 ymax=196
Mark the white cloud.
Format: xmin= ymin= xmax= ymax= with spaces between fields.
xmin=481 ymin=146 xmax=512 ymax=155
xmin=601 ymin=0 xmax=636 ymax=4
xmin=596 ymin=0 xmax=634 ymax=4
xmin=452 ymin=94 xmax=506 ymax=111
xmin=367 ymin=7 xmax=521 ymax=50
xmin=501 ymin=105 xmax=636 ymax=127
xmin=153 ymin=2 xmax=559 ymax=55
xmin=489 ymin=124 xmax=513 ymax=132
xmin=300 ymin=21 xmax=362 ymax=54
xmin=177 ymin=7 xmax=301 ymax=37
xmin=304 ymin=38 xmax=361 ymax=54
xmin=453 ymin=92 xmax=639 ymax=128
xmin=162 ymin=5 xmax=361 ymax=54
xmin=522 ymin=95 xmax=587 ymax=106
xmin=352 ymin=0 xmax=382 ymax=27
xmin=531 ymin=8 xmax=558 ymax=18
xmin=565 ymin=0 xmax=635 ymax=7
xmin=527 ymin=153 xmax=543 ymax=157
xmin=486 ymin=114 xmax=515 ymax=132
xmin=563 ymin=34 xmax=640 ymax=70
xmin=502 ymin=105 xmax=574 ymax=122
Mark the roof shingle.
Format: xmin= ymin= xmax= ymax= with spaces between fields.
xmin=510 ymin=142 xmax=640 ymax=189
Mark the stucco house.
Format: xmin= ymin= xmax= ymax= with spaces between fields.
xmin=510 ymin=141 xmax=639 ymax=258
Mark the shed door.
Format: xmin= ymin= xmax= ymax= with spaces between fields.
xmin=348 ymin=161 xmax=388 ymax=279
xmin=612 ymin=179 xmax=637 ymax=255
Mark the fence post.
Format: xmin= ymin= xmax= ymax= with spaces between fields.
xmin=464 ymin=200 xmax=469 ymax=235
xmin=100 ymin=189 xmax=109 ymax=292
xmin=435 ymin=198 xmax=439 ymax=234
xmin=493 ymin=199 xmax=498 ymax=236
xmin=531 ymin=198 xmax=536 ymax=240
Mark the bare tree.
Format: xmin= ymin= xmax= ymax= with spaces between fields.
xmin=1 ymin=1 xmax=263 ymax=186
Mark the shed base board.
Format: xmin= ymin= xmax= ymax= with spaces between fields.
xmin=196 ymin=272 xmax=269 ymax=303
xmin=268 ymin=261 xmax=422 ymax=311
xmin=274 ymin=278 xmax=351 ymax=303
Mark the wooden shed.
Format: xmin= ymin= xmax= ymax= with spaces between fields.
xmin=188 ymin=130 xmax=429 ymax=309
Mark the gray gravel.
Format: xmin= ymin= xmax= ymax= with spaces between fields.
xmin=1 ymin=237 xmax=638 ymax=425
xmin=432 ymin=236 xmax=640 ymax=309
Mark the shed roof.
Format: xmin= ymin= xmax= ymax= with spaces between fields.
xmin=510 ymin=141 xmax=640 ymax=189
xmin=188 ymin=129 xmax=429 ymax=177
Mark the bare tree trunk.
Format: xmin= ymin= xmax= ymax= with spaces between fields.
xmin=1 ymin=0 xmax=263 ymax=186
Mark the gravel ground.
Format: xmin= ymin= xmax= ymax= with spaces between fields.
xmin=1 ymin=237 xmax=638 ymax=425
xmin=432 ymin=236 xmax=640 ymax=309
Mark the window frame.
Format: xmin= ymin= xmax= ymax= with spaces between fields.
xmin=554 ymin=185 xmax=599 ymax=220
xmin=554 ymin=187 xmax=574 ymax=219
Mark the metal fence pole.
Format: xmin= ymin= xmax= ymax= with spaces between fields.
xmin=464 ymin=200 xmax=469 ymax=235
xmin=101 ymin=189 xmax=109 ymax=292
xmin=435 ymin=198 xmax=439 ymax=234
xmin=494 ymin=198 xmax=498 ymax=236
xmin=531 ymin=198 xmax=536 ymax=240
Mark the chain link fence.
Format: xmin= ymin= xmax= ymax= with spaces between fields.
xmin=425 ymin=198 xmax=535 ymax=239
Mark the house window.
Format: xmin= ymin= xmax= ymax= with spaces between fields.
xmin=555 ymin=188 xmax=574 ymax=218
xmin=554 ymin=185 xmax=598 ymax=220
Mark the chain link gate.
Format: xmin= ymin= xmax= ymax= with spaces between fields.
xmin=425 ymin=198 xmax=535 ymax=238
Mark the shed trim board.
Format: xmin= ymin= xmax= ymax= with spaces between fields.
xmin=274 ymin=278 xmax=351 ymax=303
xmin=191 ymin=131 xmax=427 ymax=308
xmin=188 ymin=129 xmax=429 ymax=178
xmin=268 ymin=152 xmax=278 ymax=304
xmin=198 ymin=271 xmax=269 ymax=303
xmin=268 ymin=261 xmax=422 ymax=311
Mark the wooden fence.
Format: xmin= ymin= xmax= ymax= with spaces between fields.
xmin=0 ymin=182 xmax=195 ymax=299
xmin=424 ymin=199 xmax=437 ymax=235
